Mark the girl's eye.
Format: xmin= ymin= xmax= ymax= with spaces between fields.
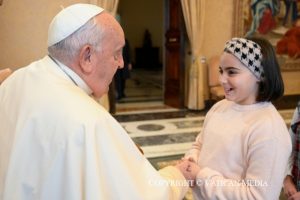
xmin=218 ymin=68 xmax=223 ymax=74
xmin=228 ymin=70 xmax=237 ymax=75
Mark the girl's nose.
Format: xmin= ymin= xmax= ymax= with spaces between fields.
xmin=219 ymin=73 xmax=227 ymax=84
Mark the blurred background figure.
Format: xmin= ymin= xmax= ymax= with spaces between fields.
xmin=115 ymin=38 xmax=132 ymax=101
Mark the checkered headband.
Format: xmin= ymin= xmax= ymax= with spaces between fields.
xmin=224 ymin=38 xmax=264 ymax=80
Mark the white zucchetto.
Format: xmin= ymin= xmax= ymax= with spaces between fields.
xmin=47 ymin=4 xmax=104 ymax=47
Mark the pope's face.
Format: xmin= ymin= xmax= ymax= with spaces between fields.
xmin=89 ymin=13 xmax=125 ymax=98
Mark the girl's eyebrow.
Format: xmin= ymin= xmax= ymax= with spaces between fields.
xmin=219 ymin=66 xmax=240 ymax=70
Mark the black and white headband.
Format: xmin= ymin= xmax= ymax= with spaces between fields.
xmin=224 ymin=37 xmax=264 ymax=80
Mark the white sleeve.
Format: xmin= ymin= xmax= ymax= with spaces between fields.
xmin=159 ymin=166 xmax=189 ymax=200
xmin=184 ymin=133 xmax=202 ymax=163
xmin=184 ymin=102 xmax=220 ymax=163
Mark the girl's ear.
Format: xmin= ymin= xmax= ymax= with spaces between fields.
xmin=79 ymin=45 xmax=93 ymax=74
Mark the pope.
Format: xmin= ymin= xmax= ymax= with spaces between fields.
xmin=0 ymin=3 xmax=200 ymax=200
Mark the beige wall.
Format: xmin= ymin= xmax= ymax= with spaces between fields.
xmin=0 ymin=0 xmax=233 ymax=71
xmin=0 ymin=0 xmax=87 ymax=70
xmin=202 ymin=0 xmax=234 ymax=60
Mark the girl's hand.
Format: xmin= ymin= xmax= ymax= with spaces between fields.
xmin=176 ymin=159 xmax=200 ymax=187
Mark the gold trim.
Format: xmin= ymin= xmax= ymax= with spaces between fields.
xmin=278 ymin=57 xmax=300 ymax=71
xmin=232 ymin=0 xmax=244 ymax=37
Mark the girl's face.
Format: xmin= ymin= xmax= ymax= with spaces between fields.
xmin=219 ymin=52 xmax=260 ymax=105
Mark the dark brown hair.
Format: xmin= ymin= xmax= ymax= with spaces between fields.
xmin=246 ymin=36 xmax=284 ymax=102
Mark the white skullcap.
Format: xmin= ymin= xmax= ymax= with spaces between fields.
xmin=47 ymin=4 xmax=104 ymax=47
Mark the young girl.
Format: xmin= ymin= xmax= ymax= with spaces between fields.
xmin=184 ymin=37 xmax=292 ymax=200
xmin=283 ymin=101 xmax=300 ymax=199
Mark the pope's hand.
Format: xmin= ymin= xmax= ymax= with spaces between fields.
xmin=175 ymin=159 xmax=200 ymax=187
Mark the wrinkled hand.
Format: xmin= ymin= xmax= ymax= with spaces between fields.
xmin=284 ymin=176 xmax=297 ymax=198
xmin=175 ymin=159 xmax=200 ymax=187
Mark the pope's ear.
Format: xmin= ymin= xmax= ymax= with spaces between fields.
xmin=79 ymin=45 xmax=93 ymax=73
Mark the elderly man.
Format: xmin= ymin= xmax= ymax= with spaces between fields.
xmin=0 ymin=4 xmax=200 ymax=200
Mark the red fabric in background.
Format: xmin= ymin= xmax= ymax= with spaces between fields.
xmin=258 ymin=8 xmax=276 ymax=35
xmin=277 ymin=27 xmax=300 ymax=58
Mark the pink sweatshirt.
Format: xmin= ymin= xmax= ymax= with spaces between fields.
xmin=185 ymin=99 xmax=292 ymax=200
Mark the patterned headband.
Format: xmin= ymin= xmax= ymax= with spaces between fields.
xmin=224 ymin=37 xmax=264 ymax=80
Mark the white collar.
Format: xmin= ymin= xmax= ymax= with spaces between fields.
xmin=49 ymin=56 xmax=93 ymax=96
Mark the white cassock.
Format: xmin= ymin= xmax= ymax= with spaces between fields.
xmin=0 ymin=56 xmax=188 ymax=200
